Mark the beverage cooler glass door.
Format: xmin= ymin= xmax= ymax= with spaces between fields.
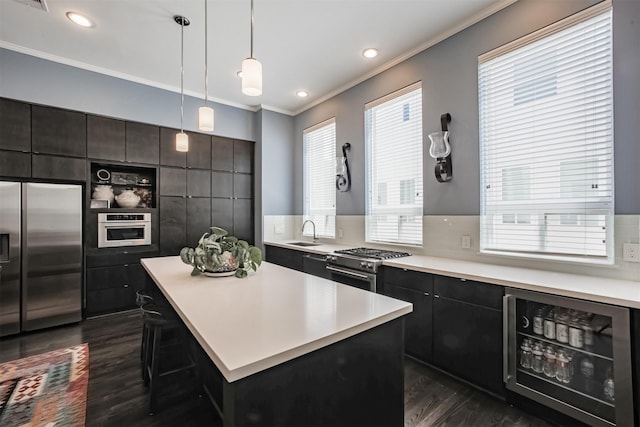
xmin=503 ymin=288 xmax=633 ymax=427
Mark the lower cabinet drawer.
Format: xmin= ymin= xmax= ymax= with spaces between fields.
xmin=86 ymin=264 xmax=146 ymax=316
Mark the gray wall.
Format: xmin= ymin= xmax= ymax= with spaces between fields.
xmin=0 ymin=48 xmax=255 ymax=141
xmin=293 ymin=0 xmax=640 ymax=216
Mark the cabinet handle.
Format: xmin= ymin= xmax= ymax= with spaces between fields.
xmin=424 ymin=292 xmax=430 ymax=296
xmin=188 ymin=195 xmax=192 ymax=198
xmin=124 ymin=264 xmax=129 ymax=267
xmin=434 ymin=294 xmax=440 ymax=298
xmin=460 ymin=278 xmax=467 ymax=282
xmin=123 ymin=284 xmax=129 ymax=288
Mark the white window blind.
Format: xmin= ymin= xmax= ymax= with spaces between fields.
xmin=303 ymin=118 xmax=336 ymax=238
xmin=365 ymin=82 xmax=423 ymax=246
xmin=478 ymin=2 xmax=613 ymax=262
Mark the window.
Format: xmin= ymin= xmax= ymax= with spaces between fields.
xmin=303 ymin=118 xmax=336 ymax=238
xmin=365 ymin=82 xmax=423 ymax=245
xmin=478 ymin=2 xmax=613 ymax=262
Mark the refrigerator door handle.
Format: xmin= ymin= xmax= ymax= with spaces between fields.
xmin=503 ymin=293 xmax=515 ymax=384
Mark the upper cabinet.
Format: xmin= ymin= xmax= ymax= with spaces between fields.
xmin=32 ymin=105 xmax=86 ymax=158
xmin=87 ymin=115 xmax=126 ymax=161
xmin=0 ymin=98 xmax=30 ymax=152
xmin=160 ymin=127 xmax=186 ymax=167
xmin=187 ymin=132 xmax=211 ymax=170
xmin=125 ymin=122 xmax=159 ymax=165
xmin=211 ymin=136 xmax=233 ymax=171
xmin=233 ymin=139 xmax=254 ymax=174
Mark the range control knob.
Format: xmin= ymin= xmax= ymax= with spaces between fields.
xmin=367 ymin=262 xmax=374 ymax=269
xmin=360 ymin=261 xmax=367 ymax=268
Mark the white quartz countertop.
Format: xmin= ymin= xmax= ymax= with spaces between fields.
xmin=140 ymin=256 xmax=412 ymax=383
xmin=265 ymin=240 xmax=640 ymax=309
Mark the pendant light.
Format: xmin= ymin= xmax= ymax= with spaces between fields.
xmin=241 ymin=0 xmax=262 ymax=96
xmin=198 ymin=0 xmax=214 ymax=131
xmin=175 ymin=15 xmax=190 ymax=152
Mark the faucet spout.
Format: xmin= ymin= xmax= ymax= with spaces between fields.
xmin=301 ymin=220 xmax=318 ymax=242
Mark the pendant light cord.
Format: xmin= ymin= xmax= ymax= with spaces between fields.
xmin=250 ymin=0 xmax=254 ymax=58
xmin=204 ymin=0 xmax=209 ymax=105
xmin=180 ymin=17 xmax=185 ymax=133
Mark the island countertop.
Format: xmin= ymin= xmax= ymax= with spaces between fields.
xmin=140 ymin=256 xmax=412 ymax=383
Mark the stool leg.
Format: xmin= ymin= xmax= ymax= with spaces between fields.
xmin=149 ymin=325 xmax=162 ymax=415
xmin=142 ymin=324 xmax=152 ymax=386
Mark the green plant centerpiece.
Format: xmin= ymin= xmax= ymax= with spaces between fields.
xmin=179 ymin=227 xmax=262 ymax=278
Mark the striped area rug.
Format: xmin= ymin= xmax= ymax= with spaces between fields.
xmin=0 ymin=344 xmax=89 ymax=426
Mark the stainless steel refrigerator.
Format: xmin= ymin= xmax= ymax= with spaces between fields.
xmin=0 ymin=181 xmax=83 ymax=336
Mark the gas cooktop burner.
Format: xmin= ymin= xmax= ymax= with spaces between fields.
xmin=334 ymin=247 xmax=411 ymax=260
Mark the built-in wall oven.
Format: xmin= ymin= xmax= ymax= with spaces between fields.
xmin=97 ymin=213 xmax=151 ymax=248
xmin=325 ymin=248 xmax=411 ymax=292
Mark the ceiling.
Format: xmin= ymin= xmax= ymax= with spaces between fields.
xmin=0 ymin=0 xmax=515 ymax=116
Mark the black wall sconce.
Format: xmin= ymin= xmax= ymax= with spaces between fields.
xmin=336 ymin=143 xmax=351 ymax=192
xmin=428 ymin=113 xmax=452 ymax=182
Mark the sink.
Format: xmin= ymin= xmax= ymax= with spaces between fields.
xmin=289 ymin=241 xmax=321 ymax=247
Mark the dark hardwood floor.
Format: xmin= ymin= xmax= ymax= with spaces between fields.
xmin=0 ymin=311 xmax=555 ymax=427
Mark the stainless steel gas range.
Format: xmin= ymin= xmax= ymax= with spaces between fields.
xmin=325 ymin=247 xmax=411 ymax=292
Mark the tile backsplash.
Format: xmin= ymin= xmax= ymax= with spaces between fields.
xmin=264 ymin=214 xmax=640 ymax=282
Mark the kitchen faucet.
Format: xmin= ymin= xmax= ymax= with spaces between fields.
xmin=301 ymin=220 xmax=318 ymax=242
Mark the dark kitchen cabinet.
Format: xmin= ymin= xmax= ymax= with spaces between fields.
xmin=211 ymin=172 xmax=233 ymax=198
xmin=302 ymin=253 xmax=330 ymax=279
xmin=265 ymin=245 xmax=304 ymax=272
xmin=382 ymin=267 xmax=433 ymax=363
xmin=187 ymin=132 xmax=211 ymax=170
xmin=432 ymin=275 xmax=505 ymax=397
xmin=187 ymin=169 xmax=211 ymax=197
xmin=159 ymin=195 xmax=187 ymax=256
xmin=126 ymin=122 xmax=159 ymax=164
xmin=32 ymin=105 xmax=86 ymax=158
xmin=86 ymin=253 xmax=153 ymax=316
xmin=233 ymin=139 xmax=254 ymax=174
xmin=32 ymin=154 xmax=86 ymax=181
xmin=159 ymin=167 xmax=186 ymax=197
xmin=234 ymin=173 xmax=253 ymax=199
xmin=233 ymin=198 xmax=253 ymax=244
xmin=211 ymin=136 xmax=233 ymax=171
xmin=87 ymin=115 xmax=126 ymax=161
xmin=160 ymin=127 xmax=186 ymax=167
xmin=0 ymin=150 xmax=30 ymax=178
xmin=211 ymin=197 xmax=234 ymax=235
xmin=0 ymin=98 xmax=30 ymax=152
xmin=187 ymin=197 xmax=211 ymax=247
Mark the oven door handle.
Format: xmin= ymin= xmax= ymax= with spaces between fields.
xmin=326 ymin=265 xmax=371 ymax=281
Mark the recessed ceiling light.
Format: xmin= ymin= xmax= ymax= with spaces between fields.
xmin=296 ymin=90 xmax=309 ymax=98
xmin=362 ymin=48 xmax=378 ymax=59
xmin=66 ymin=11 xmax=94 ymax=28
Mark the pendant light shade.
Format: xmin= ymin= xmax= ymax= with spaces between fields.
xmin=174 ymin=15 xmax=190 ymax=152
xmin=176 ymin=131 xmax=189 ymax=152
xmin=198 ymin=0 xmax=215 ymax=131
xmin=241 ymin=57 xmax=262 ymax=96
xmin=198 ymin=106 xmax=214 ymax=132
xmin=241 ymin=0 xmax=262 ymax=97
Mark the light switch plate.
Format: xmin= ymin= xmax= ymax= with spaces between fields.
xmin=623 ymin=243 xmax=640 ymax=262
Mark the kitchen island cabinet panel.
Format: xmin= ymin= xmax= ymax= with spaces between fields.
xmin=211 ymin=198 xmax=233 ymax=234
xmin=187 ymin=132 xmax=211 ymax=170
xmin=0 ymin=98 xmax=30 ymax=152
xmin=87 ymin=115 xmax=125 ymax=161
xmin=159 ymin=196 xmax=186 ymax=256
xmin=125 ymin=122 xmax=159 ymax=164
xmin=32 ymin=154 xmax=86 ymax=181
xmin=0 ymin=150 xmax=30 ymax=178
xmin=160 ymin=127 xmax=186 ymax=167
xmin=159 ymin=167 xmax=186 ymax=197
xmin=32 ymin=105 xmax=86 ymax=158
xmin=187 ymin=197 xmax=211 ymax=247
xmin=211 ymin=136 xmax=233 ymax=171
xmin=187 ymin=169 xmax=211 ymax=198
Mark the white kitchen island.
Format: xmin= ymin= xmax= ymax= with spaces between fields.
xmin=141 ymin=256 xmax=412 ymax=426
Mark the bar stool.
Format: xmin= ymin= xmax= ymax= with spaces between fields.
xmin=140 ymin=303 xmax=198 ymax=414
xmin=136 ymin=289 xmax=154 ymax=370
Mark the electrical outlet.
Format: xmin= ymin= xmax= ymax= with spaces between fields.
xmin=274 ymin=224 xmax=284 ymax=234
xmin=623 ymin=243 xmax=640 ymax=262
xmin=461 ymin=235 xmax=471 ymax=249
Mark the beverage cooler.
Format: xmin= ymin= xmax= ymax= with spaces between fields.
xmin=503 ymin=288 xmax=634 ymax=426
